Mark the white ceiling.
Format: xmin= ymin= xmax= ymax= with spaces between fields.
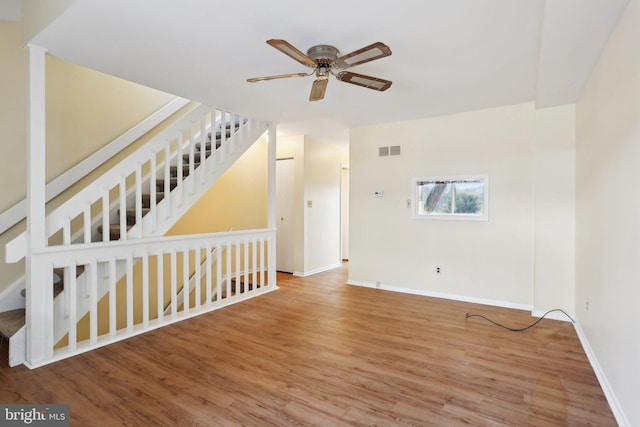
xmin=28 ymin=0 xmax=628 ymax=146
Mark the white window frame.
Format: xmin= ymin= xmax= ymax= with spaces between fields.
xmin=411 ymin=174 xmax=489 ymax=221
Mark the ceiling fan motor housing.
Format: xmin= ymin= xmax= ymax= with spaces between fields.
xmin=307 ymin=45 xmax=340 ymax=65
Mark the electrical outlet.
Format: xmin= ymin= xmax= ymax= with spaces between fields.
xmin=585 ymin=298 xmax=589 ymax=311
xmin=376 ymin=280 xmax=381 ymax=289
xmin=435 ymin=266 xmax=441 ymax=275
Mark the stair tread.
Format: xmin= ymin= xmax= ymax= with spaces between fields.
xmin=0 ymin=308 xmax=25 ymax=338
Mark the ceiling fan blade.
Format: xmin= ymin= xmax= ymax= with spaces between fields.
xmin=335 ymin=42 xmax=391 ymax=69
xmin=267 ymin=39 xmax=316 ymax=68
xmin=247 ymin=72 xmax=310 ymax=83
xmin=336 ymin=71 xmax=392 ymax=91
xmin=309 ymin=79 xmax=328 ymax=102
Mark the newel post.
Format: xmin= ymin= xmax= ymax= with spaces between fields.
xmin=25 ymin=44 xmax=53 ymax=366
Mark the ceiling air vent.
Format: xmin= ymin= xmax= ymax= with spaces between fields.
xmin=378 ymin=145 xmax=402 ymax=158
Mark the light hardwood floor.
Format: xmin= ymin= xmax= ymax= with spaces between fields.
xmin=0 ymin=263 xmax=615 ymax=426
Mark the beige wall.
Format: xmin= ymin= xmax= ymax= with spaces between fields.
xmin=276 ymin=135 xmax=346 ymax=276
xmin=0 ymin=20 xmax=179 ymax=295
xmin=350 ymin=103 xmax=538 ymax=306
xmin=167 ymin=137 xmax=268 ymax=235
xmin=44 ymin=55 xmax=175 ymax=184
xmin=576 ymin=0 xmax=639 ymax=424
xmin=0 ymin=21 xmax=28 ymax=209
xmin=533 ymin=105 xmax=575 ymax=315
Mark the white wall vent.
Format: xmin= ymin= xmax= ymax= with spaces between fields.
xmin=379 ymin=145 xmax=401 ymax=158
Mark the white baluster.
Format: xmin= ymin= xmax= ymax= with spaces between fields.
xmin=156 ymin=251 xmax=164 ymax=323
xmin=170 ymin=250 xmax=177 ymax=319
xmin=183 ymin=249 xmax=190 ymax=313
xmin=88 ymin=260 xmax=98 ymax=344
xmin=235 ymin=241 xmax=241 ymax=294
xmin=63 ymin=220 xmax=71 ymax=245
xmin=260 ymin=237 xmax=265 ymax=289
xmin=226 ymin=242 xmax=232 ymax=299
xmin=194 ymin=247 xmax=201 ymax=311
xmin=188 ymin=127 xmax=195 ymax=195
xmin=108 ymin=258 xmax=117 ymax=338
xmin=164 ymin=142 xmax=171 ymax=220
xmin=135 ymin=163 xmax=143 ymax=237
xmin=216 ymin=244 xmax=222 ymax=303
xmin=150 ymin=154 xmax=157 ymax=232
xmin=244 ymin=240 xmax=249 ymax=293
xmin=142 ymin=250 xmax=149 ymax=328
xmin=119 ymin=176 xmax=127 ymax=241
xmin=68 ymin=262 xmax=77 ymax=352
xmin=83 ymin=203 xmax=91 ymax=243
xmin=205 ymin=245 xmax=212 ymax=308
xmin=175 ymin=131 xmax=182 ymax=207
xmin=252 ymin=238 xmax=257 ymax=290
xmin=126 ymin=255 xmax=133 ymax=332
xmin=200 ymin=117 xmax=207 ymax=184
xmin=102 ymin=190 xmax=109 ymax=243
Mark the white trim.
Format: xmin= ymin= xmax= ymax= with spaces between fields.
xmin=0 ymin=97 xmax=190 ymax=235
xmin=347 ymin=279 xmax=533 ymax=312
xmin=411 ymin=174 xmax=489 ymax=221
xmin=293 ymin=262 xmax=343 ymax=277
xmin=573 ymin=321 xmax=631 ymax=427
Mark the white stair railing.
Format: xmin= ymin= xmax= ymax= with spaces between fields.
xmin=6 ymin=104 xmax=267 ymax=263
xmin=26 ymin=229 xmax=276 ymax=368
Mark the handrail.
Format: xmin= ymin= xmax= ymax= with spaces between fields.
xmin=0 ymin=97 xmax=191 ymax=235
xmin=6 ymin=105 xmax=268 ymax=263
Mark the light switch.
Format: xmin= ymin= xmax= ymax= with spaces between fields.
xmin=307 ymin=200 xmax=313 ymax=208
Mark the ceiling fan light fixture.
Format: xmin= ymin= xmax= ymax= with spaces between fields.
xmin=248 ymin=40 xmax=392 ymax=101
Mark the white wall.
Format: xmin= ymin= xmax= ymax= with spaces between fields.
xmin=575 ymin=0 xmax=640 ymax=424
xmin=303 ymin=137 xmax=344 ymax=275
xmin=533 ymin=105 xmax=575 ymax=316
xmin=276 ymin=135 xmax=345 ymax=276
xmin=350 ymin=103 xmax=537 ymax=307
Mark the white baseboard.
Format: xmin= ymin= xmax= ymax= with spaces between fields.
xmin=531 ymin=309 xmax=574 ymax=323
xmin=347 ymin=280 xmax=532 ymax=312
xmin=293 ymin=262 xmax=343 ymax=277
xmin=573 ymin=321 xmax=630 ymax=427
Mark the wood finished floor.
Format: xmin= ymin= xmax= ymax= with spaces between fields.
xmin=0 ymin=264 xmax=615 ymax=426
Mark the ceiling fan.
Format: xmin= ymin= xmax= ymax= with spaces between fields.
xmin=247 ymin=39 xmax=392 ymax=102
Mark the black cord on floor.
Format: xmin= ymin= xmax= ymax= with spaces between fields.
xmin=465 ymin=309 xmax=575 ymax=332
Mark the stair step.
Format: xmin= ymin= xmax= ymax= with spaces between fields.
xmin=97 ymin=224 xmax=133 ymax=240
xmin=156 ymin=177 xmax=179 ymax=191
xmin=118 ymin=208 xmax=151 ymax=225
xmin=170 ymin=164 xmax=196 ymax=177
xmin=142 ymin=192 xmax=164 ymax=208
xmin=195 ymin=140 xmax=222 ymax=152
xmin=0 ymin=309 xmax=25 ymax=339
xmin=230 ymin=278 xmax=261 ymax=292
xmin=183 ymin=150 xmax=211 ymax=162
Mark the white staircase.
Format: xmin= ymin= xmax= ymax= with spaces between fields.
xmin=1 ymin=103 xmax=277 ymax=368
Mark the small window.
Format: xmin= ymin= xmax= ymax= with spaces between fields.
xmin=412 ymin=175 xmax=489 ymax=221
